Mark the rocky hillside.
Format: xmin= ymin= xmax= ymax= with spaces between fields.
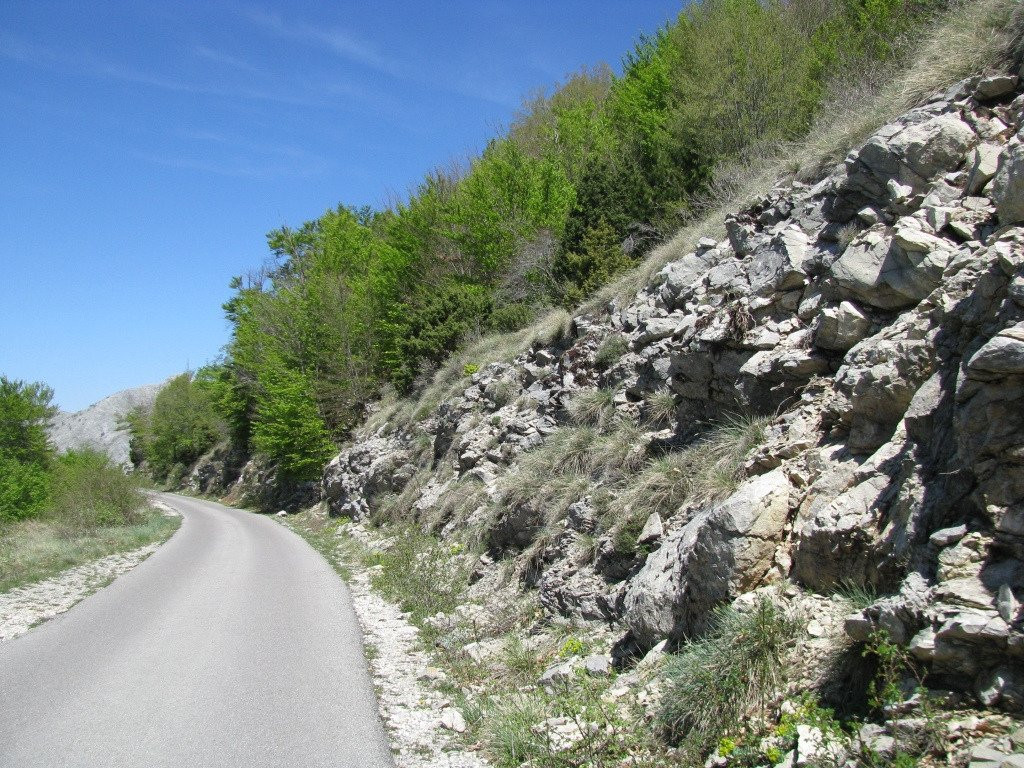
xmin=48 ymin=380 xmax=168 ymax=467
xmin=289 ymin=70 xmax=1024 ymax=763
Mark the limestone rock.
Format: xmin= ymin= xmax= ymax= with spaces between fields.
xmin=624 ymin=469 xmax=792 ymax=646
xmin=812 ymin=301 xmax=871 ymax=351
xmin=992 ymin=137 xmax=1024 ymax=225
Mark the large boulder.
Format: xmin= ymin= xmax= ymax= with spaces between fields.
xmin=844 ymin=112 xmax=977 ymax=198
xmin=623 ymin=469 xmax=792 ymax=646
xmin=991 ymin=136 xmax=1024 ymax=225
xmin=747 ymin=227 xmax=813 ymax=295
xmin=830 ymin=221 xmax=958 ymax=310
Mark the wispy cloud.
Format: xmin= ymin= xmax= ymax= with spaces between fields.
xmin=246 ymin=11 xmax=400 ymax=76
xmin=0 ymin=33 xmax=348 ymax=109
xmin=136 ymin=150 xmax=329 ymax=181
xmin=243 ymin=10 xmax=518 ymax=108
xmin=182 ymin=129 xmax=325 ymax=162
xmin=193 ymin=45 xmax=261 ymax=74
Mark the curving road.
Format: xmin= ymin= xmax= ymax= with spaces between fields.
xmin=0 ymin=493 xmax=394 ymax=768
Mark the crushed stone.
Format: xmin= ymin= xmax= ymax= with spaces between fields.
xmin=0 ymin=542 xmax=162 ymax=642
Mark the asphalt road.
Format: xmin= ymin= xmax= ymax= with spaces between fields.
xmin=0 ymin=493 xmax=394 ymax=768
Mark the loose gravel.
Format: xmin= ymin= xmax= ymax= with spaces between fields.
xmin=338 ymin=524 xmax=491 ymax=768
xmin=0 ymin=542 xmax=162 ymax=643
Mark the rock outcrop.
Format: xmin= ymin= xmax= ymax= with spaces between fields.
xmin=321 ymin=73 xmax=1024 ymax=709
xmin=47 ymin=379 xmax=169 ymax=467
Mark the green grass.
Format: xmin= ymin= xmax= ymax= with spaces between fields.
xmin=566 ymin=388 xmax=617 ymax=430
xmin=285 ymin=511 xmax=361 ymax=580
xmin=0 ymin=505 xmax=180 ymax=593
xmin=366 ymin=526 xmax=470 ymax=631
xmin=660 ymin=597 xmax=798 ymax=759
xmin=594 ymin=334 xmax=628 ymax=369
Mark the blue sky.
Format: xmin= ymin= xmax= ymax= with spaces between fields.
xmin=0 ymin=1 xmax=682 ymax=411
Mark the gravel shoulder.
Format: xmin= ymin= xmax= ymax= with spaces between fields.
xmin=0 ymin=541 xmax=165 ymax=643
xmin=288 ymin=517 xmax=490 ymax=768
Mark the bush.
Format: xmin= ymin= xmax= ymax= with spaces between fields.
xmin=368 ymin=527 xmax=469 ymax=629
xmin=660 ymin=597 xmax=797 ymax=757
xmin=594 ymin=335 xmax=629 ymax=369
xmin=0 ymin=376 xmax=57 ymax=523
xmin=45 ymin=450 xmax=143 ymax=531
xmin=127 ymin=372 xmax=226 ymax=480
xmin=0 ymin=457 xmax=50 ymax=523
xmin=0 ymin=377 xmax=55 ymax=466
xmin=384 ymin=281 xmax=494 ymax=393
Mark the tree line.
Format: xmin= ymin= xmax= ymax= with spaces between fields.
xmin=129 ymin=0 xmax=937 ymax=482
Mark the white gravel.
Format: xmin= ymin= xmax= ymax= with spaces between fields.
xmin=0 ymin=543 xmax=162 ymax=643
xmin=339 ymin=524 xmax=491 ymax=768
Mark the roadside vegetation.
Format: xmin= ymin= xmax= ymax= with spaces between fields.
xmin=289 ymin=508 xmax=960 ymax=768
xmin=171 ymin=0 xmax=963 ymax=480
xmin=0 ymin=376 xmax=178 ymax=592
xmin=123 ymin=371 xmax=228 ymax=485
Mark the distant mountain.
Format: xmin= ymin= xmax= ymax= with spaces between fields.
xmin=48 ymin=380 xmax=171 ymax=467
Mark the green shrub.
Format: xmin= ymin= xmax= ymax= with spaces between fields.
xmin=126 ymin=372 xmax=226 ymax=480
xmin=0 ymin=377 xmax=55 ymax=466
xmin=45 ymin=450 xmax=143 ymax=531
xmin=488 ymin=301 xmax=539 ymax=333
xmin=251 ymin=362 xmax=336 ymax=481
xmin=0 ymin=376 xmax=56 ymax=522
xmin=384 ymin=281 xmax=494 ymax=393
xmin=368 ymin=527 xmax=469 ymax=629
xmin=594 ymin=335 xmax=628 ymax=369
xmin=0 ymin=457 xmax=50 ymax=523
xmin=660 ymin=597 xmax=797 ymax=757
xmin=555 ymin=219 xmax=632 ymax=307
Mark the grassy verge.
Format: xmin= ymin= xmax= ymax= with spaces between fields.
xmin=0 ymin=505 xmax=180 ymax=593
xmin=286 ymin=510 xmax=673 ymax=766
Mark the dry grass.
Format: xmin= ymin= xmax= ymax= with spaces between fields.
xmin=584 ymin=0 xmax=1023 ymax=312
xmin=497 ymin=412 xmax=770 ymax=549
xmin=566 ymin=388 xmax=617 ymax=430
xmin=644 ymin=391 xmax=677 ymax=428
xmin=394 ymin=308 xmax=573 ymax=432
xmin=0 ymin=506 xmax=180 ymax=593
xmin=614 ymin=413 xmax=772 ymax=523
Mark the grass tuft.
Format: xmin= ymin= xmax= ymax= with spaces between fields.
xmin=660 ymin=597 xmax=797 ymax=758
xmin=644 ymin=391 xmax=677 ymax=428
xmin=615 ymin=413 xmax=771 ymax=521
xmin=566 ymin=388 xmax=617 ymax=430
xmin=594 ymin=334 xmax=628 ymax=369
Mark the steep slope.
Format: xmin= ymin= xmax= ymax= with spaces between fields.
xmin=314 ymin=70 xmax=1024 ymax=755
xmin=48 ymin=380 xmax=168 ymax=467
